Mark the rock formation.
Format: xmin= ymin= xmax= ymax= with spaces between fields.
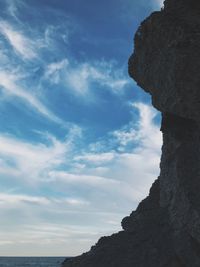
xmin=62 ymin=0 xmax=200 ymax=266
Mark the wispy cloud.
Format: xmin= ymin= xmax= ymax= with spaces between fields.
xmin=44 ymin=24 xmax=70 ymax=48
xmin=48 ymin=171 xmax=120 ymax=187
xmin=0 ymin=193 xmax=108 ymax=256
xmin=75 ymin=152 xmax=115 ymax=164
xmin=0 ymin=220 xmax=119 ymax=256
xmin=113 ymin=102 xmax=162 ymax=151
xmin=0 ymin=70 xmax=63 ymax=124
xmin=0 ymin=193 xmax=50 ymax=205
xmin=0 ymin=132 xmax=73 ymax=183
xmin=0 ymin=192 xmax=89 ymax=207
xmin=152 ymin=0 xmax=164 ymax=8
xmin=72 ymin=103 xmax=162 ymax=202
xmin=0 ymin=2 xmax=162 ymax=257
xmin=0 ymin=19 xmax=67 ymax=125
xmin=5 ymin=0 xmax=25 ymax=21
xmin=0 ymin=20 xmax=37 ymax=60
xmin=45 ymin=59 xmax=129 ymax=97
xmin=0 ymin=102 xmax=161 ymax=199
xmin=44 ymin=59 xmax=69 ymax=84
xmin=0 ymin=100 xmax=161 ymax=255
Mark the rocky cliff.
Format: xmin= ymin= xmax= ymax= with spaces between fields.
xmin=62 ymin=0 xmax=200 ymax=266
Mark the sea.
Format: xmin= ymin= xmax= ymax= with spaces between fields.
xmin=0 ymin=257 xmax=67 ymax=267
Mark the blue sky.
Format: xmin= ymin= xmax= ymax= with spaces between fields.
xmin=0 ymin=0 xmax=163 ymax=256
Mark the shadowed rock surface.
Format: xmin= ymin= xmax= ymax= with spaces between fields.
xmin=63 ymin=0 xmax=200 ymax=266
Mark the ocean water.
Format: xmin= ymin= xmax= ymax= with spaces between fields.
xmin=0 ymin=257 xmax=67 ymax=267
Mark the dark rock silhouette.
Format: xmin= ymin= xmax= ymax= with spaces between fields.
xmin=63 ymin=0 xmax=200 ymax=266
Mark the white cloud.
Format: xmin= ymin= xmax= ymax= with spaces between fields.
xmin=24 ymin=102 xmax=161 ymax=213
xmin=152 ymin=0 xmax=164 ymax=8
xmin=5 ymin=0 xmax=26 ymax=22
xmin=0 ymin=70 xmax=63 ymax=124
xmin=75 ymin=152 xmax=115 ymax=164
xmin=45 ymin=59 xmax=129 ymax=96
xmin=112 ymin=102 xmax=162 ymax=151
xmin=73 ymin=102 xmax=162 ymax=202
xmin=7 ymin=1 xmax=18 ymax=18
xmin=0 ymin=1 xmax=164 ymax=257
xmin=48 ymin=171 xmax=120 ymax=187
xmin=0 ymin=220 xmax=119 ymax=256
xmin=0 ymin=102 xmax=162 ymax=256
xmin=68 ymin=61 xmax=129 ymax=95
xmin=44 ymin=24 xmax=70 ymax=48
xmin=0 ymin=132 xmax=71 ymax=183
xmin=0 ymin=193 xmax=50 ymax=205
xmin=0 ymin=188 xmax=122 ymax=256
xmin=0 ymin=21 xmax=37 ymax=60
xmin=44 ymin=59 xmax=69 ymax=84
xmin=0 ymin=102 xmax=161 ymax=200
xmin=0 ymin=192 xmax=89 ymax=207
xmin=131 ymin=102 xmax=162 ymax=151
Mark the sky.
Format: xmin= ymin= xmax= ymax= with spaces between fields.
xmin=0 ymin=0 xmax=164 ymax=256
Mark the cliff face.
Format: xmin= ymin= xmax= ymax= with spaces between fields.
xmin=63 ymin=0 xmax=200 ymax=266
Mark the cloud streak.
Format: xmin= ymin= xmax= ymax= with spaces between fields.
xmin=0 ymin=20 xmax=37 ymax=60
xmin=0 ymin=70 xmax=63 ymax=124
xmin=0 ymin=100 xmax=162 ymax=255
xmin=72 ymin=102 xmax=162 ymax=202
xmin=45 ymin=59 xmax=129 ymax=97
xmin=0 ymin=132 xmax=72 ymax=183
xmin=0 ymin=0 xmax=163 ymax=256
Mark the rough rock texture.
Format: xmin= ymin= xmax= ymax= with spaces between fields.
xmin=129 ymin=0 xmax=200 ymax=121
xmin=63 ymin=0 xmax=200 ymax=266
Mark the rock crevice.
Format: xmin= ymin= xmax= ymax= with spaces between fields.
xmin=63 ymin=0 xmax=200 ymax=266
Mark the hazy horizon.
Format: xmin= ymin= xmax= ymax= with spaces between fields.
xmin=0 ymin=0 xmax=163 ymax=256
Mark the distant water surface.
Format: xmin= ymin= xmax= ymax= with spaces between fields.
xmin=0 ymin=257 xmax=67 ymax=267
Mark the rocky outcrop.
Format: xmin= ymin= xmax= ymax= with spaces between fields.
xmin=62 ymin=0 xmax=200 ymax=266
